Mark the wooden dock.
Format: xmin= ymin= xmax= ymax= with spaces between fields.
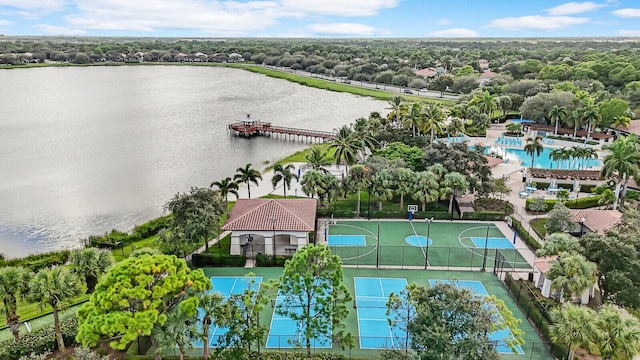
xmin=227 ymin=116 xmax=335 ymax=143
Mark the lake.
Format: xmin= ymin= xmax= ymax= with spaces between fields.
xmin=0 ymin=65 xmax=388 ymax=258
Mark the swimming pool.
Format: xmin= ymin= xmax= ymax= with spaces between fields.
xmin=485 ymin=146 xmax=602 ymax=169
xmin=506 ymin=119 xmax=534 ymax=124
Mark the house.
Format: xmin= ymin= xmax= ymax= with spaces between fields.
xmin=533 ymin=256 xmax=596 ymax=304
xmin=222 ymin=198 xmax=317 ymax=257
xmin=414 ymin=67 xmax=437 ymax=78
xmin=478 ymin=59 xmax=489 ymax=70
xmin=479 ymin=71 xmax=497 ymax=85
xmin=571 ymin=209 xmax=622 ymax=235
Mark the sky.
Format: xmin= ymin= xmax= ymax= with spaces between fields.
xmin=1 ymin=0 xmax=640 ymax=38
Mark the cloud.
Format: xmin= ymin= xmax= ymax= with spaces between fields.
xmin=486 ymin=15 xmax=589 ymax=30
xmin=430 ymin=28 xmax=478 ymax=37
xmin=437 ymin=18 xmax=452 ymax=25
xmin=612 ymin=8 xmax=640 ymax=17
xmin=617 ymin=29 xmax=640 ymax=36
xmin=0 ymin=19 xmax=11 ymax=26
xmin=34 ymin=24 xmax=86 ymax=35
xmin=280 ymin=0 xmax=400 ymax=17
xmin=0 ymin=0 xmax=66 ymax=11
xmin=306 ymin=23 xmax=376 ymax=36
xmin=547 ymin=2 xmax=605 ymax=15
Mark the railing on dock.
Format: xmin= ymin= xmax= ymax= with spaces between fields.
xmin=227 ymin=120 xmax=335 ymax=142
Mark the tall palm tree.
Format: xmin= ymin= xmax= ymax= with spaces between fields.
xmin=443 ymin=172 xmax=469 ymax=215
xmin=271 ymin=163 xmax=299 ymax=198
xmin=345 ymin=164 xmax=372 ymax=216
xmin=394 ymin=168 xmax=417 ymax=212
xmin=580 ymin=97 xmax=602 ymax=140
xmin=419 ymin=103 xmax=446 ymax=143
xmin=496 ymin=95 xmax=513 ymax=118
xmin=601 ymin=135 xmax=640 ymax=210
xmin=234 ymin=163 xmax=262 ymax=199
xmin=210 ymin=177 xmax=239 ymax=213
xmin=549 ymin=148 xmax=564 ymax=169
xmin=404 ymin=102 xmax=424 ymax=137
xmin=559 ymin=147 xmax=573 ymax=170
xmin=152 ymin=311 xmax=201 ymax=360
xmin=304 ymin=145 xmax=332 ymax=174
xmin=301 ymin=169 xmax=328 ymax=203
xmin=549 ymin=304 xmax=598 ymax=360
xmin=386 ymin=95 xmax=406 ymax=126
xmin=594 ymin=304 xmax=640 ymax=360
xmin=446 ymin=117 xmax=465 ymax=137
xmin=70 ymin=248 xmax=114 ymax=294
xmin=371 ymin=170 xmax=395 ymax=210
xmin=524 ymin=136 xmax=544 ymax=168
xmin=612 ymin=114 xmax=631 ymax=134
xmin=329 ymin=125 xmax=359 ymax=172
xmin=198 ymin=292 xmax=225 ymax=360
xmin=28 ymin=266 xmax=82 ymax=351
xmin=412 ymin=171 xmax=440 ymax=211
xmin=547 ymin=254 xmax=597 ymax=303
xmin=0 ymin=267 xmax=31 ymax=341
xmin=469 ymin=90 xmax=497 ymax=115
xmin=582 ymin=147 xmax=598 ymax=169
xmin=548 ymin=105 xmax=568 ymax=136
xmin=568 ymin=109 xmax=585 ymax=138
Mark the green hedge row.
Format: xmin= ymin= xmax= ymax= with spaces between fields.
xmin=0 ymin=250 xmax=71 ymax=272
xmin=531 ymin=182 xmax=596 ymax=193
xmin=255 ymin=253 xmax=293 ymax=267
xmin=0 ymin=318 xmax=78 ymax=360
xmin=317 ymin=208 xmax=460 ymax=220
xmin=510 ymin=216 xmax=541 ymax=251
xmin=525 ymin=196 xmax=599 ymax=212
xmin=191 ymin=253 xmax=246 ymax=267
xmin=86 ymin=215 xmax=171 ymax=248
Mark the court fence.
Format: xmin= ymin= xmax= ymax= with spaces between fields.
xmin=503 ymin=273 xmax=568 ymax=359
xmin=329 ymin=245 xmax=533 ymax=272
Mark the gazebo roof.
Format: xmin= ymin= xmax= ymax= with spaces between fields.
xmin=222 ymin=198 xmax=317 ymax=232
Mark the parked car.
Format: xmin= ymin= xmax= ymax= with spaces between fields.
xmin=403 ymin=89 xmax=413 ymax=94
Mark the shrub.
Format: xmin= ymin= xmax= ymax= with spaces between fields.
xmin=525 ymin=196 xmax=599 ymax=212
xmin=131 ymin=215 xmax=171 ymax=241
xmin=255 ymin=253 xmax=293 ymax=267
xmin=191 ymin=253 xmax=245 ymax=267
xmin=0 ymin=318 xmax=78 ymax=360
xmin=0 ymin=250 xmax=71 ymax=272
xmin=510 ymin=216 xmax=541 ymax=250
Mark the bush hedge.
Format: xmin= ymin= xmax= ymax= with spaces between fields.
xmin=525 ymin=196 xmax=599 ymax=212
xmin=255 ymin=253 xmax=293 ymax=267
xmin=510 ymin=216 xmax=541 ymax=251
xmin=131 ymin=215 xmax=171 ymax=240
xmin=191 ymin=253 xmax=246 ymax=267
xmin=0 ymin=318 xmax=78 ymax=360
xmin=531 ymin=182 xmax=596 ymax=193
xmin=0 ymin=250 xmax=71 ymax=272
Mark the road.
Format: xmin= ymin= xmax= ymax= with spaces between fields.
xmin=260 ymin=65 xmax=460 ymax=102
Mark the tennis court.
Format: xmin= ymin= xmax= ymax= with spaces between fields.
xmin=266 ymin=290 xmax=332 ymax=349
xmin=428 ymin=279 xmax=525 ymax=354
xmin=195 ymin=276 xmax=263 ymax=347
xmin=354 ymin=277 xmax=408 ymax=349
xmin=327 ymin=220 xmax=531 ymax=270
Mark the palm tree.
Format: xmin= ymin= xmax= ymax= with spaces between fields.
xmin=535 ymin=233 xmax=580 ymax=257
xmin=446 ymin=117 xmax=465 ymax=137
xmin=69 ymin=248 xmax=114 ymax=294
xmin=412 ymin=171 xmax=439 ymax=211
xmin=271 ymin=163 xmax=299 ymax=198
xmin=598 ymin=188 xmax=616 ymax=209
xmin=198 ymin=292 xmax=225 ymax=360
xmin=547 ymin=254 xmax=597 ymax=303
xmin=371 ymin=170 xmax=395 ymax=210
xmin=568 ymin=109 xmax=585 ymax=138
xmin=329 ymin=125 xmax=359 ymax=172
xmin=524 ymin=136 xmax=544 ymax=168
xmin=345 ymin=165 xmax=372 ymax=216
xmin=469 ymin=90 xmax=497 ymax=115
xmin=28 ymin=266 xmax=82 ymax=351
xmin=601 ymin=135 xmax=640 ymax=210
xmin=549 ymin=148 xmax=564 ymax=169
xmin=496 ymin=95 xmax=513 ymax=118
xmin=443 ymin=172 xmax=469 ymax=215
xmin=152 ymin=311 xmax=201 ymax=360
xmin=234 ymin=163 xmax=262 ymax=199
xmin=0 ymin=267 xmax=31 ymax=341
xmin=419 ymin=103 xmax=446 ymax=143
xmin=549 ymin=304 xmax=598 ymax=360
xmin=404 ymin=102 xmax=423 ymax=137
xmin=304 ymin=145 xmax=332 ymax=174
xmin=210 ymin=177 xmax=239 ymax=213
xmin=559 ymin=148 xmax=573 ymax=170
xmin=386 ymin=95 xmax=406 ymax=126
xmin=594 ymin=304 xmax=640 ymax=360
xmin=394 ymin=168 xmax=417 ymax=212
xmin=582 ymin=147 xmax=598 ymax=169
xmin=548 ymin=105 xmax=568 ymax=136
xmin=580 ymin=97 xmax=601 ymax=140
xmin=612 ymin=114 xmax=631 ymax=134
xmin=300 ymin=169 xmax=328 ymax=203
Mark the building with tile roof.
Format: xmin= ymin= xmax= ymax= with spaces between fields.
xmin=533 ymin=255 xmax=596 ymax=304
xmin=571 ymin=209 xmax=622 ymax=235
xmin=223 ymin=198 xmax=317 ymax=256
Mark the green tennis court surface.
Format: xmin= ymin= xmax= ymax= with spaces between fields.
xmin=327 ymin=220 xmax=531 ymax=270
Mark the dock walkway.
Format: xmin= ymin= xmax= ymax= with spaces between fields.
xmin=228 ymin=116 xmax=334 ymax=142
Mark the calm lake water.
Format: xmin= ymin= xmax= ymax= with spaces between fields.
xmin=0 ymin=66 xmax=388 ymax=258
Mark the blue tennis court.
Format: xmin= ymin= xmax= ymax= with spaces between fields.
xmin=266 ymin=290 xmax=332 ymax=348
xmin=429 ymin=279 xmax=524 ymax=354
xmin=195 ymin=276 xmax=263 ymax=347
xmin=328 ymin=234 xmax=366 ymax=246
xmin=354 ymin=277 xmax=408 ymax=349
xmin=470 ymin=237 xmax=515 ymax=249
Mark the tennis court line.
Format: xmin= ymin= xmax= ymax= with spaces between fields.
xmin=408 ymin=220 xmax=428 ymax=264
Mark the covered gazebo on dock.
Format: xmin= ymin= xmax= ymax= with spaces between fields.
xmin=222 ymin=198 xmax=317 ymax=257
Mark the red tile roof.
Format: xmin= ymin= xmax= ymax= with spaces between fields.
xmin=527 ymin=169 xmax=601 ymax=181
xmin=484 ymin=155 xmax=504 ymax=167
xmin=534 ymin=256 xmax=558 ymax=274
xmin=572 ymin=209 xmax=622 ymax=234
xmin=222 ymin=199 xmax=317 ymax=232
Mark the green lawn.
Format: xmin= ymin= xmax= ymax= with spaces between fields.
xmin=191 ymin=267 xmax=551 ymax=360
xmin=529 ymin=218 xmax=547 ymax=238
xmin=226 ymin=64 xmax=455 ymax=106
